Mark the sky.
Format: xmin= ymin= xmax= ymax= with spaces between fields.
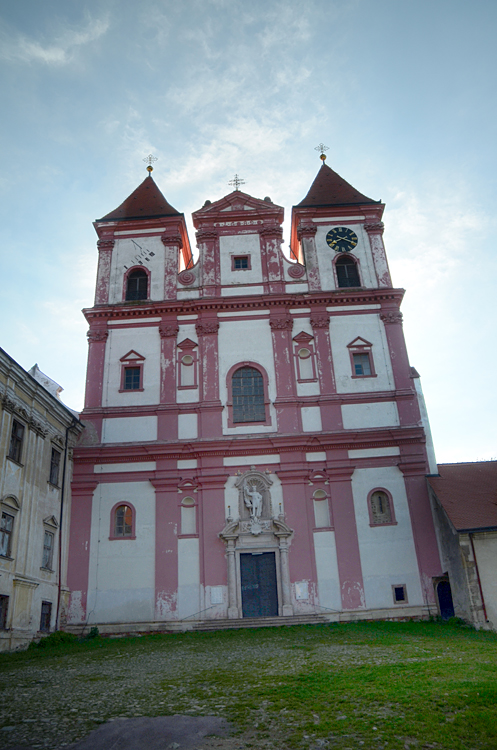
xmin=0 ymin=0 xmax=496 ymax=463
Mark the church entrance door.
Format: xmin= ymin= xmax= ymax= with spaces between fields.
xmin=240 ymin=552 xmax=278 ymax=618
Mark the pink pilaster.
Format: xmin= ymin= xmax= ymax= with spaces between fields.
xmin=84 ymin=326 xmax=108 ymax=410
xmin=380 ymin=309 xmax=421 ymax=426
xmin=197 ymin=230 xmax=220 ymax=297
xmin=298 ymin=224 xmax=321 ymax=291
xmin=94 ymin=238 xmax=115 ymax=305
xmin=259 ymin=224 xmax=284 ymax=294
xmin=364 ymin=221 xmax=392 ymax=287
xmin=161 ymin=233 xmax=181 ymax=301
xmin=269 ymin=314 xmax=300 ymax=433
xmin=158 ymin=320 xmax=179 ymax=441
xmin=198 ymin=459 xmax=230 ymax=589
xmin=196 ymin=318 xmax=223 ymax=437
xmin=310 ymin=311 xmax=342 ymax=430
xmin=152 ymin=464 xmax=181 ymax=620
xmin=66 ymin=476 xmax=98 ymax=622
xmin=327 ymin=461 xmax=365 ymax=610
xmin=399 ymin=454 xmax=442 ymax=604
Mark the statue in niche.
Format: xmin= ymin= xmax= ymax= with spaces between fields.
xmin=244 ymin=483 xmax=263 ymax=520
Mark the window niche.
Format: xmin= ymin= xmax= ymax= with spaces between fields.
xmin=177 ymin=339 xmax=198 ymax=390
xmin=49 ymin=447 xmax=61 ymax=486
xmin=0 ymin=496 xmax=20 ymax=559
xmin=8 ymin=419 xmax=25 ymax=464
xmin=226 ymin=363 xmax=271 ymax=428
xmin=293 ymin=331 xmax=318 ymax=383
xmin=347 ymin=337 xmax=377 ymax=379
xmin=313 ymin=489 xmax=332 ymax=529
xmin=110 ymin=503 xmax=136 ymax=540
xmin=41 ymin=516 xmax=58 ymax=570
xmin=119 ymin=350 xmax=145 ymax=392
xmin=180 ymin=497 xmax=197 ymax=535
xmin=368 ymin=489 xmax=397 ymax=526
xmin=335 ymin=255 xmax=361 ymax=288
xmin=125 ymin=267 xmax=149 ymax=301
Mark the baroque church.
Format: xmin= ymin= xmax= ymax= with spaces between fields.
xmin=66 ymin=154 xmax=443 ymax=631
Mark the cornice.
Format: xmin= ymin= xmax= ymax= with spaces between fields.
xmin=82 ymin=288 xmax=405 ymax=323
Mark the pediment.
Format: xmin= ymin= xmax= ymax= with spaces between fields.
xmin=43 ymin=515 xmax=59 ymax=529
xmin=347 ymin=337 xmax=372 ymax=349
xmin=2 ymin=495 xmax=20 ymax=511
xmin=193 ymin=190 xmax=282 ymax=217
xmin=120 ymin=350 xmax=145 ymax=362
xmin=293 ymin=331 xmax=314 ymax=344
xmin=177 ymin=338 xmax=197 ymax=350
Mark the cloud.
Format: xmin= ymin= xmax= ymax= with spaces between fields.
xmin=0 ymin=16 xmax=109 ymax=66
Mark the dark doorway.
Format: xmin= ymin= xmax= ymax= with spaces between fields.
xmin=240 ymin=552 xmax=278 ymax=618
xmin=437 ymin=580 xmax=455 ymax=620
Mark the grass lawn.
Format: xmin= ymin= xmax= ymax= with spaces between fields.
xmin=1 ymin=619 xmax=497 ymax=749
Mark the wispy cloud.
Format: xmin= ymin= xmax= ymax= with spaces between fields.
xmin=0 ymin=16 xmax=109 ymax=65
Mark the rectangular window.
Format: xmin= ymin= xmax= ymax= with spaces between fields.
xmin=393 ymin=585 xmax=408 ymax=604
xmin=353 ymin=353 xmax=372 ymax=376
xmin=49 ymin=448 xmax=61 ymax=486
xmin=233 ymin=256 xmax=249 ymax=270
xmin=8 ymin=420 xmax=24 ymax=463
xmin=42 ymin=531 xmax=54 ymax=569
xmin=0 ymin=596 xmax=8 ymax=629
xmin=124 ymin=367 xmax=141 ymax=390
xmin=40 ymin=601 xmax=52 ymax=633
xmin=0 ymin=513 xmax=14 ymax=557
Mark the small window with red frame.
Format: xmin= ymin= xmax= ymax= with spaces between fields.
xmin=124 ymin=367 xmax=141 ymax=390
xmin=114 ymin=505 xmax=133 ymax=537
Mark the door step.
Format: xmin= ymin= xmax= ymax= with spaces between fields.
xmin=192 ymin=614 xmax=328 ymax=632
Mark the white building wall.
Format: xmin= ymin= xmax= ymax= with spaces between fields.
xmin=108 ymin=235 xmax=166 ymax=304
xmin=219 ymin=234 xmax=262 ymax=286
xmin=86 ymin=481 xmax=155 ymax=623
xmin=314 ymin=222 xmax=376 ymax=292
xmin=351 ymin=466 xmax=423 ymax=609
xmin=103 ymin=326 xmax=160 ymax=407
xmin=313 ymin=531 xmax=342 ymax=613
xmin=177 ymin=537 xmax=200 ymax=619
xmin=341 ymin=402 xmax=399 ymax=429
xmin=101 ymin=416 xmax=158 ymax=444
xmin=473 ymin=533 xmax=497 ymax=630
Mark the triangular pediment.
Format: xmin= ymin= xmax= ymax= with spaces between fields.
xmin=43 ymin=515 xmax=59 ymax=529
xmin=347 ymin=337 xmax=372 ymax=349
xmin=193 ymin=190 xmax=282 ymax=217
xmin=293 ymin=331 xmax=314 ymax=344
xmin=120 ymin=350 xmax=146 ymax=362
xmin=177 ymin=338 xmax=197 ymax=350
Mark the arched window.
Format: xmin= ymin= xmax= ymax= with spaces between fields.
xmin=181 ymin=497 xmax=196 ymax=535
xmin=369 ymin=490 xmax=394 ymax=525
xmin=313 ymin=489 xmax=331 ymax=528
xmin=232 ymin=366 xmax=266 ymax=423
xmin=336 ymin=256 xmax=360 ymax=288
xmin=125 ymin=269 xmax=148 ymax=301
xmin=114 ymin=504 xmax=133 ymax=537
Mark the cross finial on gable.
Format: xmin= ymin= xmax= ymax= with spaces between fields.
xmin=228 ymin=174 xmax=246 ymax=191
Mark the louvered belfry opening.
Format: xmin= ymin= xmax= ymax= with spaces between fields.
xmin=126 ymin=269 xmax=148 ymax=301
xmin=232 ymin=366 xmax=266 ymax=423
xmin=336 ymin=255 xmax=360 ymax=288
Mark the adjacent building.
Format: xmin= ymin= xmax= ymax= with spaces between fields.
xmin=67 ymin=157 xmax=443 ymax=632
xmin=0 ymin=350 xmax=83 ymax=650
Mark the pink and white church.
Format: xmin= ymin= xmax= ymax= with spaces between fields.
xmin=66 ymin=155 xmax=443 ymax=631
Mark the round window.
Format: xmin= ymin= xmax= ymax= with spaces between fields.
xmin=182 ymin=355 xmax=194 ymax=366
xmin=298 ymin=348 xmax=311 ymax=359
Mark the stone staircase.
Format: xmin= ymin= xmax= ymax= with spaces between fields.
xmin=192 ymin=613 xmax=329 ymax=632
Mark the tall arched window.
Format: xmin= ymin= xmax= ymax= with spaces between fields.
xmin=126 ymin=269 xmax=148 ymax=301
xmin=232 ymin=366 xmax=266 ymax=423
xmin=369 ymin=490 xmax=395 ymax=525
xmin=114 ymin=504 xmax=133 ymax=537
xmin=336 ymin=256 xmax=360 ymax=288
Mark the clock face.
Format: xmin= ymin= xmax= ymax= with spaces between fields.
xmin=326 ymin=227 xmax=358 ymax=252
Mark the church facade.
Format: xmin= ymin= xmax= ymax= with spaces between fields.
xmin=66 ymin=158 xmax=442 ymax=631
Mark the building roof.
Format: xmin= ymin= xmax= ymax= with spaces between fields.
xmin=428 ymin=461 xmax=497 ymax=532
xmin=296 ymin=163 xmax=379 ymax=208
xmin=97 ymin=175 xmax=181 ymax=222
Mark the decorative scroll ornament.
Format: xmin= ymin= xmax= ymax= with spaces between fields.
xmin=87 ymin=329 xmax=108 ymax=343
xmin=196 ymin=230 xmax=218 ymax=243
xmin=288 ymin=263 xmax=306 ymax=279
xmin=97 ymin=239 xmax=115 ymax=250
xmin=1 ymin=390 xmax=48 ymax=437
xmin=364 ymin=222 xmax=385 ymax=234
xmin=297 ymin=224 xmax=317 ymax=240
xmin=380 ymin=311 xmax=403 ymax=325
xmin=159 ymin=323 xmax=179 ymax=338
xmin=310 ymin=315 xmax=330 ymax=329
xmin=178 ymin=270 xmax=196 ymax=286
xmin=195 ymin=321 xmax=219 ymax=335
xmin=270 ymin=317 xmax=293 ymax=330
xmin=161 ymin=234 xmax=183 ymax=248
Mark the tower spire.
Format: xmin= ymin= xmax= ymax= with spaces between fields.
xmin=143 ymin=154 xmax=158 ymax=174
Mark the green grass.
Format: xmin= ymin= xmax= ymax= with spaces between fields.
xmin=3 ymin=620 xmax=497 ymax=749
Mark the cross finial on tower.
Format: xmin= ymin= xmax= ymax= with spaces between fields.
xmin=314 ymin=143 xmax=329 ymax=163
xmin=143 ymin=154 xmax=158 ymax=174
xmin=228 ymin=174 xmax=246 ymax=191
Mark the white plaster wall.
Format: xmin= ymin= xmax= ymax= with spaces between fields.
xmin=314 ymin=223 xmax=376 ymax=292
xmin=301 ymin=406 xmax=322 ymax=432
xmin=330 ymin=314 xmax=394 ymax=394
xmin=177 ymin=537 xmax=200 ymax=619
xmin=222 ymin=286 xmax=265 ymax=297
xmin=341 ymin=402 xmax=399 ymax=430
xmin=219 ymin=234 xmax=262 ymax=286
xmin=351 ymin=467 xmax=423 ymax=609
xmin=224 ymin=473 xmax=284 ymax=520
xmin=473 ymin=533 xmax=497 ymax=629
xmin=86 ymin=481 xmax=155 ymax=623
xmin=413 ymin=376 xmax=438 ymax=474
xmin=348 ymin=447 xmax=400 ymax=459
xmin=313 ymin=531 xmax=342 ymax=613
xmin=94 ymin=462 xmax=156 ymax=473
xmin=103 ymin=327 xmax=160 ymax=407
xmin=178 ymin=413 xmax=198 ymax=439
xmin=218 ymin=317 xmax=277 ymax=435
xmin=102 ymin=416 xmax=158 ymax=443
xmin=223 ymin=454 xmax=280 ymax=467
xmin=177 ymin=323 xmax=199 ymax=404
xmin=293 ymin=318 xmax=320 ymax=397
xmin=108 ymin=236 xmax=165 ymax=304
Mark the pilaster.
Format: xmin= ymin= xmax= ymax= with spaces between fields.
xmin=158 ymin=319 xmax=179 ymax=441
xmin=364 ymin=220 xmax=392 ymax=287
xmin=196 ymin=317 xmax=223 ymax=437
xmin=84 ymin=326 xmax=108 ymax=410
xmin=94 ymin=238 xmax=115 ymax=305
xmin=380 ymin=309 xmax=421 ymax=426
xmin=269 ymin=313 xmax=300 ymax=433
xmin=310 ymin=311 xmax=342 ymax=430
xmin=297 ymin=223 xmax=320 ymax=291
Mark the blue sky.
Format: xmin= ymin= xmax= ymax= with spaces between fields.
xmin=1 ymin=0 xmax=496 ymax=462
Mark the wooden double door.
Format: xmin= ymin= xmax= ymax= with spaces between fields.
xmin=240 ymin=551 xmax=278 ymax=618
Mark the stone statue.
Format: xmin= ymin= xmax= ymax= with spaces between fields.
xmin=244 ymin=482 xmax=263 ymax=520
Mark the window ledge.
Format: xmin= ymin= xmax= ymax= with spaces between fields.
xmin=118 ymin=388 xmax=145 ymax=393
xmin=177 ymin=534 xmax=199 ymax=539
xmin=108 ymin=535 xmax=136 ymax=541
xmin=48 ymin=482 xmax=60 ymax=489
xmin=369 ymin=521 xmax=398 ymax=527
xmin=0 ymin=555 xmax=14 ymax=562
xmin=351 ymin=374 xmax=377 ymax=379
xmin=40 ymin=567 xmax=54 ymax=573
xmin=6 ymin=456 xmax=23 ymax=468
xmin=312 ymin=527 xmax=335 ymax=532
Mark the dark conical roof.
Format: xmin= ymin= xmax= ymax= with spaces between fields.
xmin=296 ymin=163 xmax=378 ymax=207
xmin=98 ymin=175 xmax=181 ymax=222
